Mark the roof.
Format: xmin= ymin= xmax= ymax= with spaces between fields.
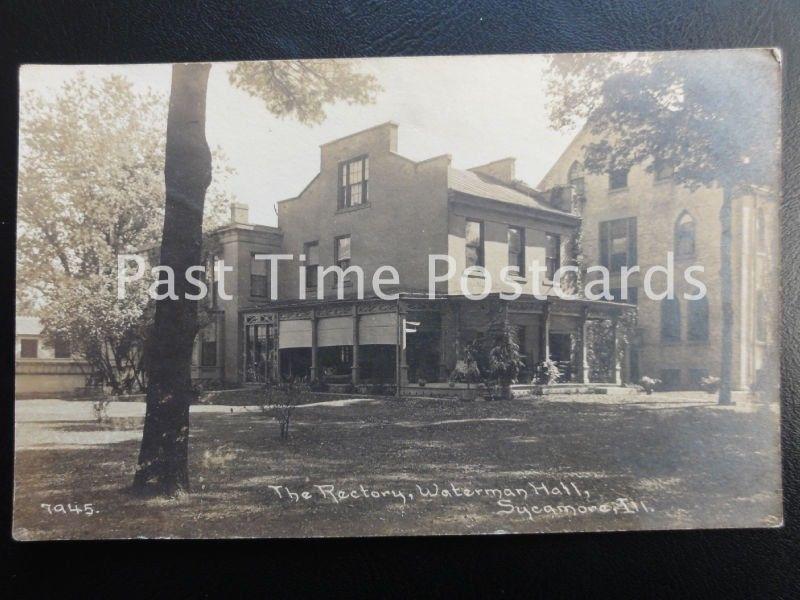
xmin=16 ymin=316 xmax=42 ymax=336
xmin=448 ymin=168 xmax=572 ymax=216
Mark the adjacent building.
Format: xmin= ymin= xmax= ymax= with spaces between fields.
xmin=540 ymin=126 xmax=779 ymax=390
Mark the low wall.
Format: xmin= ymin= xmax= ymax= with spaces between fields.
xmin=15 ymin=360 xmax=90 ymax=399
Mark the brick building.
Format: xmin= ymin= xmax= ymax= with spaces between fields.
xmin=195 ymin=123 xmax=630 ymax=394
xmin=539 ymin=126 xmax=779 ymax=390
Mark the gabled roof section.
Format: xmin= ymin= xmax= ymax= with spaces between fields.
xmin=448 ymin=167 xmax=572 ymax=217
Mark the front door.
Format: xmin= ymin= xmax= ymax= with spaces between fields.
xmin=549 ymin=332 xmax=572 ymax=382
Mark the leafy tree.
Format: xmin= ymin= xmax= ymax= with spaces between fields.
xmin=544 ymin=49 xmax=780 ymax=404
xmin=18 ymin=74 xmax=234 ymax=394
xmin=133 ymin=60 xmax=381 ymax=495
xmin=486 ymin=304 xmax=525 ymax=399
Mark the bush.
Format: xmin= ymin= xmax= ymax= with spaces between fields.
xmin=91 ymin=396 xmax=112 ymax=423
xmin=700 ymin=375 xmax=720 ymax=394
xmin=640 ymin=376 xmax=661 ymax=395
xmin=536 ymin=359 xmax=562 ymax=385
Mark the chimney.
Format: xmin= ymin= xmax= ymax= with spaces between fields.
xmin=469 ymin=157 xmax=516 ymax=184
xmin=230 ymin=202 xmax=249 ymax=224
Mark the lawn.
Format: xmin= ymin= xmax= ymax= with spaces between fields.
xmin=13 ymin=393 xmax=783 ymax=540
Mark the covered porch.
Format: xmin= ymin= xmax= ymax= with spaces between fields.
xmin=239 ymin=293 xmax=635 ymax=397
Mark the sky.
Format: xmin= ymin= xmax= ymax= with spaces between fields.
xmin=20 ymin=54 xmax=581 ymax=227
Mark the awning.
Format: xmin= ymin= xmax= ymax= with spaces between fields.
xmin=278 ymin=319 xmax=312 ymax=349
xmin=318 ymin=316 xmax=353 ymax=347
xmin=358 ymin=312 xmax=397 ymax=345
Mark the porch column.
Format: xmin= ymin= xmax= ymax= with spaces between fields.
xmin=612 ymin=317 xmax=622 ymax=385
xmin=398 ymin=304 xmax=409 ymax=390
xmin=578 ymin=307 xmax=590 ymax=383
xmin=310 ymin=309 xmax=318 ymax=382
xmin=351 ymin=305 xmax=360 ymax=385
xmin=539 ymin=303 xmax=550 ymax=363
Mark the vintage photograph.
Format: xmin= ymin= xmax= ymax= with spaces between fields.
xmin=14 ymin=49 xmax=782 ymax=539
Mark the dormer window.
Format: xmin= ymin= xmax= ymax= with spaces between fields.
xmin=338 ymin=156 xmax=369 ymax=209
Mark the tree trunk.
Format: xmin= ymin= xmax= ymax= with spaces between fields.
xmin=132 ymin=63 xmax=213 ymax=495
xmin=718 ymin=186 xmax=734 ymax=405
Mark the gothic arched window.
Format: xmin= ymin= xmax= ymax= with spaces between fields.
xmin=675 ymin=211 xmax=696 ymax=258
xmin=567 ymin=160 xmax=585 ymax=196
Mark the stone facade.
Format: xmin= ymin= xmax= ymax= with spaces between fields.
xmin=539 ymin=126 xmax=779 ymax=390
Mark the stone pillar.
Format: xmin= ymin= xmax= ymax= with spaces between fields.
xmin=310 ymin=309 xmax=318 ymax=382
xmin=612 ymin=317 xmax=622 ymax=385
xmin=398 ymin=304 xmax=409 ymax=389
xmin=351 ymin=305 xmax=360 ymax=385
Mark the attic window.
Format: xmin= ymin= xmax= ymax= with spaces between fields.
xmin=338 ymin=156 xmax=368 ymax=209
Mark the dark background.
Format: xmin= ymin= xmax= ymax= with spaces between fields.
xmin=1 ymin=1 xmax=798 ymax=596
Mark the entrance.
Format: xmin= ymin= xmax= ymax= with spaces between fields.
xmin=549 ymin=332 xmax=572 ymax=382
xmin=245 ymin=323 xmax=274 ymax=383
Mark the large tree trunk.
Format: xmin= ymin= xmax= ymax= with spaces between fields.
xmin=132 ymin=63 xmax=213 ymax=495
xmin=718 ymin=186 xmax=734 ymax=405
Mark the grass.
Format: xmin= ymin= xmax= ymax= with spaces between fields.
xmin=13 ymin=393 xmax=783 ymax=540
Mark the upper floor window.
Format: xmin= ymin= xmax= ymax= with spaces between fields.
xmin=545 ymin=233 xmax=561 ymax=281
xmin=507 ymin=226 xmax=525 ymax=274
xmin=20 ymin=338 xmax=38 ymax=359
xmin=687 ymin=296 xmax=709 ymax=342
xmin=206 ymin=254 xmax=220 ymax=308
xmin=53 ymin=337 xmax=71 ymax=359
xmin=610 ymin=287 xmax=638 ymax=304
xmin=465 ymin=220 xmax=484 ymax=268
xmin=304 ymin=241 xmax=320 ymax=289
xmin=599 ymin=217 xmax=637 ymax=270
xmin=335 ymin=235 xmax=351 ymax=271
xmin=338 ymin=156 xmax=369 ymax=209
xmin=675 ymin=211 xmax=695 ymax=258
xmin=250 ymin=254 xmax=269 ymax=297
xmin=660 ymin=298 xmax=681 ymax=342
xmin=609 ymin=167 xmax=629 ymax=190
xmin=567 ymin=160 xmax=585 ymax=196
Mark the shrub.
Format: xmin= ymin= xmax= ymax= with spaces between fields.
xmin=640 ymin=376 xmax=661 ymax=395
xmin=536 ymin=359 xmax=562 ymax=385
xmin=700 ymin=375 xmax=721 ymax=394
xmin=91 ymin=396 xmax=112 ymax=423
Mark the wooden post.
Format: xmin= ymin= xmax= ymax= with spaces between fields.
xmin=579 ymin=306 xmax=590 ymax=384
xmin=351 ymin=304 xmax=360 ymax=385
xmin=310 ymin=308 xmax=318 ymax=382
xmin=539 ymin=303 xmax=550 ymax=363
xmin=612 ymin=316 xmax=622 ymax=385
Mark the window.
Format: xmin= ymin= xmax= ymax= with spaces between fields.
xmin=688 ymin=368 xmax=709 ymax=388
xmin=545 ymin=233 xmax=561 ymax=281
xmin=465 ymin=220 xmax=484 ymax=268
xmin=655 ymin=160 xmax=674 ymax=180
xmin=687 ymin=297 xmax=709 ymax=342
xmin=675 ymin=211 xmax=695 ymax=258
xmin=660 ymin=369 xmax=681 ymax=390
xmin=568 ymin=160 xmax=585 ymax=196
xmin=53 ymin=337 xmax=71 ymax=359
xmin=335 ymin=235 xmax=351 ymax=287
xmin=756 ymin=291 xmax=768 ymax=342
xmin=610 ymin=287 xmax=638 ymax=304
xmin=206 ymin=254 xmax=219 ymax=308
xmin=609 ymin=167 xmax=629 ymax=190
xmin=660 ymin=298 xmax=681 ymax=342
xmin=507 ymin=226 xmax=525 ymax=274
xmin=20 ymin=339 xmax=38 ymax=358
xmin=250 ymin=254 xmax=269 ymax=297
xmin=599 ymin=217 xmax=637 ymax=270
xmin=304 ymin=241 xmax=320 ymax=289
xmin=338 ymin=156 xmax=369 ymax=209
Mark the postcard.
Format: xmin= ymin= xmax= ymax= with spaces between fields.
xmin=14 ymin=49 xmax=782 ymax=539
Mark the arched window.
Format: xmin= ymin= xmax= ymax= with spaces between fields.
xmin=674 ymin=211 xmax=695 ymax=258
xmin=687 ymin=296 xmax=709 ymax=342
xmin=661 ymin=298 xmax=681 ymax=342
xmin=567 ymin=160 xmax=585 ymax=196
